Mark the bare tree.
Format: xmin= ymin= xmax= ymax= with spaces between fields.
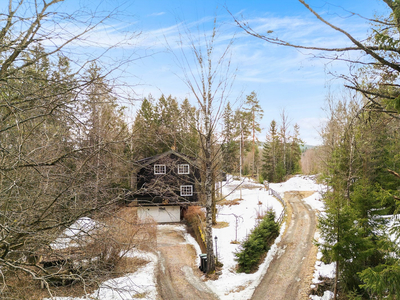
xmin=231 ymin=0 xmax=400 ymax=118
xmin=170 ymin=17 xmax=236 ymax=273
xmin=0 ymin=1 xmax=139 ymax=297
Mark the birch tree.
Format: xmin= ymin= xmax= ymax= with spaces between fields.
xmin=172 ymin=17 xmax=235 ymax=273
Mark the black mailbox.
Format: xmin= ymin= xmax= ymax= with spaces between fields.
xmin=199 ymin=254 xmax=207 ymax=273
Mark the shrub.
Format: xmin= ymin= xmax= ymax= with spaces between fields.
xmin=90 ymin=207 xmax=157 ymax=269
xmin=184 ymin=206 xmax=205 ymax=225
xmin=234 ymin=210 xmax=280 ymax=273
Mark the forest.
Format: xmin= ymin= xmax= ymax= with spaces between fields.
xmin=0 ymin=1 xmax=302 ymax=296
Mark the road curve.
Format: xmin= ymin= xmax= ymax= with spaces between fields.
xmin=156 ymin=225 xmax=218 ymax=300
xmin=251 ymin=191 xmax=318 ymax=300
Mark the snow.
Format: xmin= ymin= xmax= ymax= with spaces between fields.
xmin=50 ymin=217 xmax=99 ymax=250
xmin=383 ymin=214 xmax=400 ymax=244
xmin=184 ymin=175 xmax=327 ymax=300
xmin=197 ymin=176 xmax=284 ymax=299
xmin=310 ymin=291 xmax=334 ymax=300
xmin=45 ymin=175 xmax=334 ymax=300
xmin=269 ymin=175 xmax=324 ymax=196
xmin=303 ymin=191 xmax=326 ymax=212
xmin=89 ymin=251 xmax=158 ymax=300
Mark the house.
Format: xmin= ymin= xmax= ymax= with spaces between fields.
xmin=130 ymin=150 xmax=202 ymax=223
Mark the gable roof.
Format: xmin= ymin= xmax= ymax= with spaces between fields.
xmin=134 ymin=150 xmax=199 ymax=168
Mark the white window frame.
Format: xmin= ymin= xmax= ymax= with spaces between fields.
xmin=178 ymin=164 xmax=190 ymax=174
xmin=154 ymin=164 xmax=166 ymax=174
xmin=180 ymin=185 xmax=193 ymax=196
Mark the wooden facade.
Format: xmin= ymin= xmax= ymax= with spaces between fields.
xmin=131 ymin=150 xmax=202 ymax=205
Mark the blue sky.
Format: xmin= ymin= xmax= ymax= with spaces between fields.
xmin=54 ymin=0 xmax=389 ymax=145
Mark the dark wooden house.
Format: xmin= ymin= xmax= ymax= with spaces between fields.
xmin=131 ymin=150 xmax=202 ymax=222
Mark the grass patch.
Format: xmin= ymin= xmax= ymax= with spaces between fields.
xmin=213 ymin=221 xmax=229 ymax=229
xmin=5 ymin=206 xmax=157 ymax=300
xmin=133 ymin=292 xmax=149 ymax=298
xmin=218 ymin=198 xmax=242 ymax=206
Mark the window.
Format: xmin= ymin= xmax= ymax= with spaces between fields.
xmin=178 ymin=164 xmax=190 ymax=174
xmin=154 ymin=164 xmax=166 ymax=174
xmin=180 ymin=185 xmax=193 ymax=196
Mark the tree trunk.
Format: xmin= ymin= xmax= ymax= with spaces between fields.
xmin=333 ymin=260 xmax=339 ymax=300
xmin=205 ymin=132 xmax=215 ymax=273
xmin=212 ymin=170 xmax=217 ymax=225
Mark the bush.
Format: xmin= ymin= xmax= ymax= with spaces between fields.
xmin=184 ymin=206 xmax=205 ymax=225
xmin=90 ymin=207 xmax=157 ymax=269
xmin=234 ymin=210 xmax=280 ymax=273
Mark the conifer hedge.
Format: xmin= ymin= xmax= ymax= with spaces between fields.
xmin=235 ymin=211 xmax=280 ymax=273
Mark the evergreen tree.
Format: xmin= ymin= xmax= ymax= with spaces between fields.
xmin=288 ymin=123 xmax=303 ymax=174
xmin=261 ymin=120 xmax=280 ymax=182
xmin=243 ymin=91 xmax=264 ymax=176
xmin=222 ymin=102 xmax=239 ymax=173
xmin=318 ymin=96 xmax=400 ymax=298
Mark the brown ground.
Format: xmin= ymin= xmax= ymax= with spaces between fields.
xmin=156 ymin=225 xmax=218 ymax=300
xmin=251 ymin=191 xmax=318 ymax=300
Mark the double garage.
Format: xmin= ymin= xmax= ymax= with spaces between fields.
xmin=137 ymin=205 xmax=182 ymax=223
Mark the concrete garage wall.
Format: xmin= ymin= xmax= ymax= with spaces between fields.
xmin=138 ymin=206 xmax=180 ymax=223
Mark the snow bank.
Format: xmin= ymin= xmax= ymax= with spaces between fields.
xmin=269 ymin=175 xmax=324 ymax=195
xmin=185 ymin=175 xmax=324 ymax=299
xmin=90 ymin=251 xmax=158 ymax=300
xmin=310 ymin=291 xmax=334 ymax=300
xmin=303 ymin=192 xmax=325 ymax=212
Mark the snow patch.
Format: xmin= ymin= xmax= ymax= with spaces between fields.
xmin=44 ymin=250 xmax=158 ymax=300
xmin=50 ymin=217 xmax=98 ymax=250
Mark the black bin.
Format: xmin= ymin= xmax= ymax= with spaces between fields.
xmin=199 ymin=254 xmax=207 ymax=273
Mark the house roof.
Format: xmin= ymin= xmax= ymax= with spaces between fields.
xmin=134 ymin=150 xmax=199 ymax=168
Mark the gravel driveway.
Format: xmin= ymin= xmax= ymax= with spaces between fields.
xmin=156 ymin=225 xmax=218 ymax=300
xmin=251 ymin=191 xmax=318 ymax=300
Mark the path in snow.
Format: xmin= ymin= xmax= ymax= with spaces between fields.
xmin=251 ymin=191 xmax=318 ymax=300
xmin=156 ymin=225 xmax=218 ymax=300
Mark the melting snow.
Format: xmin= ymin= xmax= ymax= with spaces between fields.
xmin=45 ymin=175 xmax=336 ymax=300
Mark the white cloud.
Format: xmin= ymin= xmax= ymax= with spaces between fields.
xmin=148 ymin=12 xmax=166 ymax=17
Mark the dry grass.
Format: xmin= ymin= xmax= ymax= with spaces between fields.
xmin=5 ymin=256 xmax=150 ymax=299
xmin=213 ymin=221 xmax=229 ymax=229
xmin=218 ymin=198 xmax=242 ymax=206
xmin=5 ymin=206 xmax=158 ymax=300
xmin=101 ymin=206 xmax=158 ymax=253
xmin=114 ymin=256 xmax=149 ymax=274
xmin=255 ymin=205 xmax=274 ymax=220
xmin=184 ymin=206 xmax=205 ymax=224
xmin=4 ymin=272 xmax=99 ymax=300
xmin=298 ymin=191 xmax=316 ymax=198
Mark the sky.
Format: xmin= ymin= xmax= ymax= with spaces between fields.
xmin=50 ymin=0 xmax=389 ymax=145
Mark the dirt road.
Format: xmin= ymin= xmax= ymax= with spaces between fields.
xmin=251 ymin=191 xmax=318 ymax=300
xmin=156 ymin=225 xmax=218 ymax=300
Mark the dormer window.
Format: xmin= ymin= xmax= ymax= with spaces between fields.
xmin=178 ymin=164 xmax=190 ymax=174
xmin=154 ymin=164 xmax=166 ymax=174
xmin=180 ymin=185 xmax=193 ymax=196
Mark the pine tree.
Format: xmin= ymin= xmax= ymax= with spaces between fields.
xmin=262 ymin=120 xmax=279 ymax=182
xmin=222 ymin=102 xmax=239 ymax=173
xmin=243 ymin=91 xmax=264 ymax=176
xmin=288 ymin=123 xmax=303 ymax=174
